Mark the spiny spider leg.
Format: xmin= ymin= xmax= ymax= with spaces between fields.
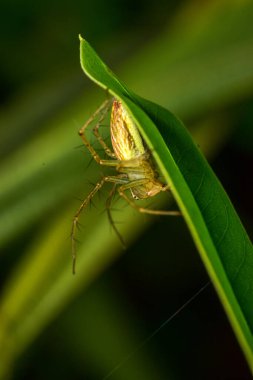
xmin=71 ymin=175 xmax=128 ymax=274
xmin=106 ymin=183 xmax=126 ymax=248
xmin=72 ymin=178 xmax=105 ymax=274
xmin=79 ymin=99 xmax=117 ymax=165
xmin=92 ymin=99 xmax=116 ymax=158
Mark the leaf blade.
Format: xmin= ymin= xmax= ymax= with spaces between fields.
xmin=80 ymin=37 xmax=253 ymax=371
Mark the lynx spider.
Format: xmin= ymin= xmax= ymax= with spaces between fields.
xmin=71 ymin=98 xmax=180 ymax=273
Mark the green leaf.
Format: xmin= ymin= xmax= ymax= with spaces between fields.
xmin=80 ymin=36 xmax=253 ymax=371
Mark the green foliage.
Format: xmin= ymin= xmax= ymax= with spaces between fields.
xmin=1 ymin=1 xmax=253 ymax=379
xmin=80 ymin=36 xmax=253 ymax=371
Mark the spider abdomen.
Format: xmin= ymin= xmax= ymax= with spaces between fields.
xmin=110 ymin=100 xmax=146 ymax=160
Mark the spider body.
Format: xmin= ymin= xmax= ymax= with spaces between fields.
xmin=71 ymin=98 xmax=180 ymax=273
xmin=110 ymin=100 xmax=165 ymax=199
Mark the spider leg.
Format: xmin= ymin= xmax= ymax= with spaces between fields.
xmin=92 ymin=100 xmax=116 ymax=158
xmin=71 ymin=178 xmax=106 ymax=274
xmin=106 ymin=184 xmax=126 ymax=248
xmin=79 ymin=99 xmax=120 ymax=166
xmin=118 ymin=179 xmax=181 ymax=216
xmin=72 ymin=175 xmax=128 ymax=274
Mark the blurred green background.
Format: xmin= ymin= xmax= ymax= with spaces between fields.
xmin=1 ymin=0 xmax=253 ymax=379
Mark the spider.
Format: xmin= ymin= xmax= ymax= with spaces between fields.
xmin=71 ymin=98 xmax=180 ymax=273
